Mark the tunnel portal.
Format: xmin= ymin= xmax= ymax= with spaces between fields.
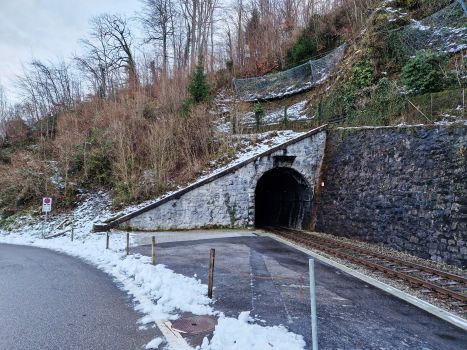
xmin=255 ymin=167 xmax=313 ymax=229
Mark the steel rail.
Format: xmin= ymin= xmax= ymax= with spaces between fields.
xmin=264 ymin=226 xmax=467 ymax=303
xmin=277 ymin=227 xmax=467 ymax=284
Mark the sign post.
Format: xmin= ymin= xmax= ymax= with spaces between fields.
xmin=42 ymin=197 xmax=52 ymax=239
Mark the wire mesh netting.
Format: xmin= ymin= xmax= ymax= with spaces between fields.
xmin=234 ymin=1 xmax=467 ymax=102
xmin=393 ymin=0 xmax=467 ymax=57
xmin=234 ymin=44 xmax=346 ymax=102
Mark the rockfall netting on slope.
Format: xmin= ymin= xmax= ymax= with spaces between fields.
xmin=233 ymin=44 xmax=346 ymax=102
xmin=392 ymin=0 xmax=467 ymax=59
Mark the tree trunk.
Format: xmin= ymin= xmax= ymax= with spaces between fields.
xmin=191 ymin=0 xmax=197 ymax=69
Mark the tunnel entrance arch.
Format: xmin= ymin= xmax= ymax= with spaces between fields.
xmin=255 ymin=167 xmax=313 ymax=229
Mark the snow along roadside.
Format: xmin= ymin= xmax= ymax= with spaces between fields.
xmin=0 ymin=213 xmax=306 ymax=349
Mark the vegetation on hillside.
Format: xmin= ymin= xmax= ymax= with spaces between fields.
xmin=302 ymin=0 xmax=467 ymax=128
xmin=0 ymin=0 xmax=466 ymax=216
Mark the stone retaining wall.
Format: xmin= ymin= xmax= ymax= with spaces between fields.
xmin=314 ymin=126 xmax=467 ymax=268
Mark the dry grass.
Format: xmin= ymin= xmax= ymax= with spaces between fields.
xmin=0 ymin=150 xmax=62 ymax=209
xmin=50 ymin=75 xmax=215 ymax=206
xmin=0 ymin=72 xmax=219 ymax=211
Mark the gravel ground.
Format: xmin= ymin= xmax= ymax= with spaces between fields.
xmin=263 ymin=229 xmax=467 ymax=320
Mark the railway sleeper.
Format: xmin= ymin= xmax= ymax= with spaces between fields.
xmin=439 ymin=281 xmax=459 ymax=286
xmin=450 ymin=301 xmax=467 ymax=307
xmin=419 ymin=289 xmax=433 ymax=293
xmin=427 ymin=277 xmax=445 ymax=282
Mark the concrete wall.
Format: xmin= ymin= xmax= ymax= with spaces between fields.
xmin=122 ymin=130 xmax=326 ymax=230
xmin=314 ymin=126 xmax=467 ymax=268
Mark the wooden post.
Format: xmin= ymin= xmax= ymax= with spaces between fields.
xmin=71 ymin=227 xmax=74 ymax=242
xmin=106 ymin=231 xmax=109 ymax=249
xmin=208 ymin=248 xmax=215 ymax=299
xmin=152 ymin=236 xmax=155 ymax=266
xmin=126 ymin=232 xmax=129 ymax=255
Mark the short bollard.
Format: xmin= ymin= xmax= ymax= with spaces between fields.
xmin=152 ymin=236 xmax=155 ymax=265
xmin=71 ymin=227 xmax=74 ymax=242
xmin=126 ymin=232 xmax=129 ymax=255
xmin=309 ymin=259 xmax=318 ymax=350
xmin=208 ymin=248 xmax=215 ymax=299
xmin=106 ymin=231 xmax=109 ymax=249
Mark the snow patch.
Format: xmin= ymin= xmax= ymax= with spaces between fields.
xmin=198 ymin=312 xmax=306 ymax=350
xmin=146 ymin=337 xmax=164 ymax=349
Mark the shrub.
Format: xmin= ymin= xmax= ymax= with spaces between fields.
xmin=401 ymin=51 xmax=448 ymax=95
xmin=226 ymin=60 xmax=234 ymax=73
xmin=393 ymin=0 xmax=421 ymax=10
xmin=351 ymin=59 xmax=373 ymax=88
xmin=254 ymin=103 xmax=263 ymax=130
xmin=0 ymin=151 xmax=61 ymax=209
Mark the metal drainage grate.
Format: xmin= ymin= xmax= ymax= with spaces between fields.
xmin=171 ymin=315 xmax=217 ymax=335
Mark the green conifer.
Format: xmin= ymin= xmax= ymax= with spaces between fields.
xmin=188 ymin=55 xmax=210 ymax=103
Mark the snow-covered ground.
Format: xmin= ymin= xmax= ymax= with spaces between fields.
xmin=0 ymin=193 xmax=306 ymax=349
xmin=0 ymin=129 xmax=310 ymax=350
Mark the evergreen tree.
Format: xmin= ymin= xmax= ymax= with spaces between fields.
xmin=188 ymin=55 xmax=210 ymax=103
xmin=401 ymin=52 xmax=448 ymax=95
xmin=288 ymin=30 xmax=317 ymax=68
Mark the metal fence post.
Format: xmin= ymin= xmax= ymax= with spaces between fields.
xmin=309 ymin=259 xmax=318 ymax=350
xmin=43 ymin=211 xmax=47 ymax=239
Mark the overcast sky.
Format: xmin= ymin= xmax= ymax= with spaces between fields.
xmin=0 ymin=0 xmax=142 ymax=100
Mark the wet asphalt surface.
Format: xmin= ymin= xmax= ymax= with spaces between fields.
xmin=133 ymin=235 xmax=467 ymax=350
xmin=0 ymin=243 xmax=159 ymax=350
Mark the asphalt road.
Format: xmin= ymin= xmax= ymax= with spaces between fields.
xmin=0 ymin=243 xmax=158 ymax=350
xmin=133 ymin=235 xmax=467 ymax=350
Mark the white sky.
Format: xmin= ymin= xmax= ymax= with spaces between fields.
xmin=0 ymin=0 xmax=142 ymax=99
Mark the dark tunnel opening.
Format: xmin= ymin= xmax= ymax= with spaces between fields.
xmin=255 ymin=167 xmax=314 ymax=229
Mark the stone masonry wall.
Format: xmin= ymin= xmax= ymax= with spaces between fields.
xmin=314 ymin=126 xmax=467 ymax=268
xmin=122 ymin=131 xmax=326 ymax=230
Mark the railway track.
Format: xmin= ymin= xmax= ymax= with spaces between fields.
xmin=263 ymin=226 xmax=467 ymax=307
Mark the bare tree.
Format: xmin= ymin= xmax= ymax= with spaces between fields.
xmin=15 ymin=57 xmax=80 ymax=123
xmin=0 ymin=82 xmax=9 ymax=145
xmin=138 ymin=0 xmax=177 ymax=75
xmin=178 ymin=0 xmax=197 ymax=68
xmin=75 ymin=13 xmax=137 ymax=96
xmin=179 ymin=0 xmax=219 ymax=69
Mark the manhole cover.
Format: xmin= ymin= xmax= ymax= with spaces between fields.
xmin=171 ymin=315 xmax=217 ymax=335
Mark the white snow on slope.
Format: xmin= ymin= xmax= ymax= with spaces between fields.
xmin=241 ymin=100 xmax=311 ymax=127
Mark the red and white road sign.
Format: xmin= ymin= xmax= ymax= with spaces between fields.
xmin=42 ymin=197 xmax=52 ymax=212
